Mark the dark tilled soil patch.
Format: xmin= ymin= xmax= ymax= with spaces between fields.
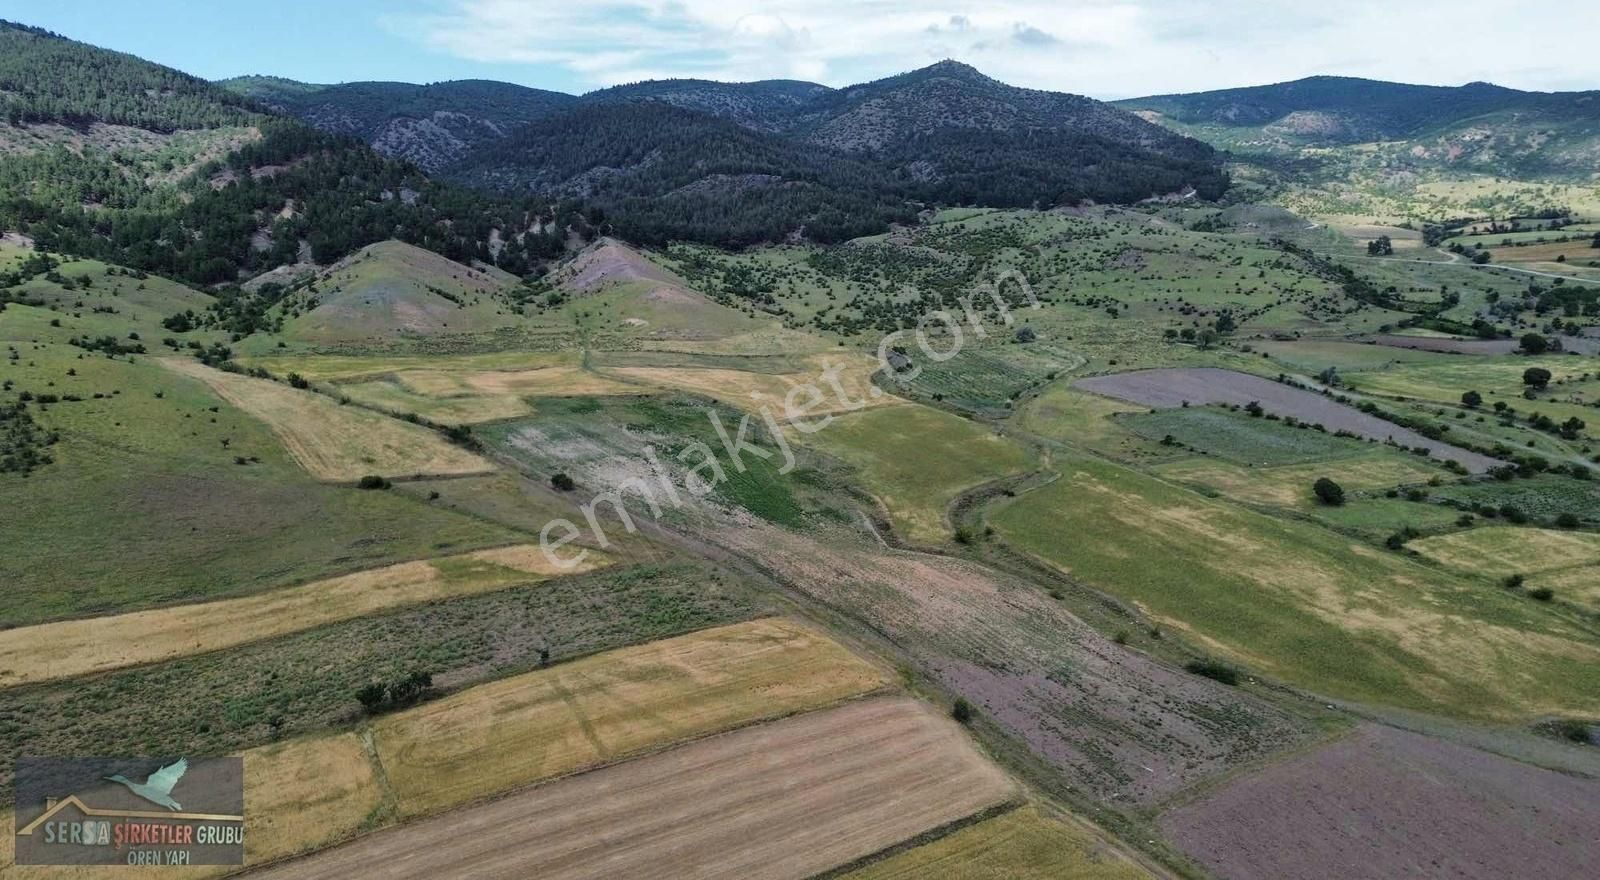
xmin=721 ymin=525 xmax=1313 ymax=807
xmin=1159 ymin=723 xmax=1600 ymax=880
xmin=1076 ymin=367 xmax=1497 ymax=472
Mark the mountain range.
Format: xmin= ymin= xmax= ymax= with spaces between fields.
xmin=1114 ymin=75 xmax=1600 ymax=176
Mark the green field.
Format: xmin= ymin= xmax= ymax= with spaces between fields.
xmin=990 ymin=453 xmax=1600 ymax=721
xmin=798 ymin=403 xmax=1035 ymax=543
xmin=0 ymin=318 xmax=521 ymax=626
xmin=1121 ymin=406 xmax=1391 ymax=466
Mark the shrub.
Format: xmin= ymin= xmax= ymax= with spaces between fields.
xmin=1461 ymin=390 xmax=1482 ymax=408
xmin=287 ymin=372 xmax=310 ymax=389
xmin=1312 ymin=477 xmax=1345 ymax=506
xmin=550 ymin=472 xmax=576 ymax=491
xmin=951 ymin=697 xmax=975 ymax=724
xmin=1504 ymin=573 xmax=1525 ymax=589
xmin=1555 ymin=512 xmax=1580 ymax=529
xmin=356 ymin=475 xmax=390 ymax=490
xmin=1184 ymin=658 xmax=1240 ymax=686
xmin=1529 ymin=587 xmax=1555 ymax=601
xmin=1522 ymin=366 xmax=1552 ymax=389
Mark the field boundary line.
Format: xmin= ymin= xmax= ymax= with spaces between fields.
xmin=805 ymin=798 xmax=1025 ymax=880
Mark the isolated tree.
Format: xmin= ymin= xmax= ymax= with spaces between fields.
xmin=1367 ymin=235 xmax=1393 ymax=256
xmin=1196 ymin=328 xmax=1220 ymax=350
xmin=1313 ymin=477 xmax=1345 ymax=506
xmin=1472 ymin=250 xmax=1491 ymax=264
xmin=1591 ymin=231 xmax=1600 ymax=249
xmin=1523 ymin=367 xmax=1552 ymax=389
xmin=1461 ymin=390 xmax=1483 ymax=408
xmin=1520 ymin=334 xmax=1549 ymax=356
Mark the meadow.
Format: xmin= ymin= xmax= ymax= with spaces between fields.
xmin=989 ymin=453 xmax=1600 ymax=721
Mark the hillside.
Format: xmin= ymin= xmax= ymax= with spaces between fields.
xmin=1118 ymin=76 xmax=1600 ymax=177
xmin=584 ymin=78 xmax=830 ymax=132
xmin=446 ymin=101 xmax=915 ymax=245
xmin=273 ymin=240 xmax=525 ymax=345
xmin=448 ymin=63 xmax=1228 ymax=242
xmin=220 ymin=77 xmax=577 ymax=172
xmin=0 ymin=21 xmax=576 ymax=286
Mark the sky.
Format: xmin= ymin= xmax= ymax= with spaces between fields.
xmin=5 ymin=1 xmax=1599 ymax=99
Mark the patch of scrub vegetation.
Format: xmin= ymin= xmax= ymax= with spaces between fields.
xmin=0 ymin=338 xmax=522 ymax=626
xmin=798 ymin=403 xmax=1035 ymax=544
xmin=1429 ymin=475 xmax=1600 ymax=524
xmin=990 ymin=453 xmax=1600 ymax=721
xmin=0 ymin=562 xmax=759 ymax=802
xmin=1122 ymin=405 xmax=1389 ymax=465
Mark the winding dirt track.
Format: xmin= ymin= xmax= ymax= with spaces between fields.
xmin=248 ymin=697 xmax=1014 ymax=880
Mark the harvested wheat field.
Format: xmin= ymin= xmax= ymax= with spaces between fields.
xmin=1409 ymin=526 xmax=1600 ymax=580
xmin=161 ymin=359 xmax=494 ymax=480
xmin=0 ymin=544 xmax=608 ymax=688
xmin=372 ymin=618 xmax=887 ymax=817
xmin=605 ymin=353 xmax=896 ymax=417
xmin=1155 ymin=454 xmax=1439 ymax=507
xmin=1159 ymin=724 xmax=1600 ymax=880
xmin=845 ymin=806 xmax=1152 ymax=880
xmin=254 ymin=697 xmax=1014 ymax=880
xmin=1075 ymin=367 xmax=1496 ymax=472
xmin=458 ymin=365 xmax=642 ymax=397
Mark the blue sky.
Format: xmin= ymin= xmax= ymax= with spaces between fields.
xmin=4 ymin=1 xmax=1597 ymax=99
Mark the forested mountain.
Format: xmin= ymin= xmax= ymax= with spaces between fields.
xmin=225 ymin=60 xmax=1229 ymax=217
xmin=446 ymin=102 xmax=913 ymax=246
xmin=218 ymin=77 xmax=577 ymax=171
xmin=583 ymin=78 xmax=831 ymax=132
xmin=0 ymin=21 xmax=572 ymax=286
xmin=0 ymin=21 xmax=262 ymax=130
xmin=1118 ymin=76 xmax=1600 ymax=176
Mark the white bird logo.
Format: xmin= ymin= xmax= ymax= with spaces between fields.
xmin=104 ymin=759 xmax=188 ymax=811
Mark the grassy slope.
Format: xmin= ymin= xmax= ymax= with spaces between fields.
xmin=990 ymin=452 xmax=1600 ymax=721
xmin=0 ymin=306 xmax=521 ymax=625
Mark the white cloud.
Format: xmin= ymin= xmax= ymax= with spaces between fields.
xmin=391 ymin=1 xmax=1600 ymax=97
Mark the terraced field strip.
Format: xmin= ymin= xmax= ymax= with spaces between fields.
xmin=844 ymin=805 xmax=1152 ymax=880
xmin=604 ymin=352 xmax=897 ymax=417
xmin=240 ymin=350 xmax=575 ymax=382
xmin=254 ymin=697 xmax=1014 ymax=880
xmin=1409 ymin=526 xmax=1600 ymax=579
xmin=1155 ymin=453 xmax=1439 ymax=507
xmin=372 ymin=617 xmax=888 ymax=817
xmin=0 ymin=545 xmax=608 ymax=689
xmin=1076 ymin=368 xmax=1498 ymax=472
xmin=161 ymin=358 xmax=494 ymax=481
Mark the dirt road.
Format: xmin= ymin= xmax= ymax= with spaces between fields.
xmin=248 ymin=697 xmax=1014 ymax=880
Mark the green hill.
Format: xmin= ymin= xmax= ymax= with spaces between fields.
xmin=275 ymin=240 xmax=524 ymax=345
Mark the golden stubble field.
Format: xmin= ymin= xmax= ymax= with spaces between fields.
xmin=252 ymin=697 xmax=1016 ymax=880
xmin=0 ymin=544 xmax=610 ymax=688
xmin=160 ymin=359 xmax=494 ymax=481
